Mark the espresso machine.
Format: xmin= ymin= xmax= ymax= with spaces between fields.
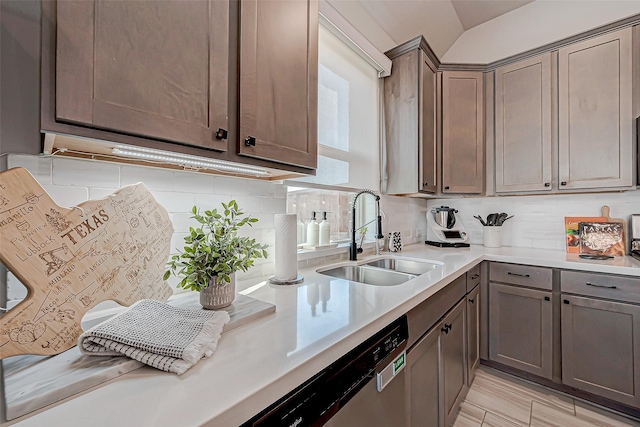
xmin=631 ymin=214 xmax=640 ymax=261
xmin=426 ymin=206 xmax=470 ymax=247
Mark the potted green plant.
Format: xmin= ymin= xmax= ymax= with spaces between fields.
xmin=164 ymin=200 xmax=268 ymax=309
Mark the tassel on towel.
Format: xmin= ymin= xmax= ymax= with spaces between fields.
xmin=79 ymin=299 xmax=230 ymax=375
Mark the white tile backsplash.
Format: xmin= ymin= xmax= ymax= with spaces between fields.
xmin=121 ymin=165 xmax=174 ymax=191
xmin=174 ymin=171 xmax=216 ymax=193
xmin=7 ymin=154 xmax=52 ymax=184
xmin=215 ymin=175 xmax=249 ymax=195
xmin=52 ymin=157 xmax=120 ymax=187
xmin=427 ymin=191 xmax=640 ymax=249
xmin=41 ymin=184 xmax=89 ymax=207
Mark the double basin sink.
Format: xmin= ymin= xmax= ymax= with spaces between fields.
xmin=318 ymin=257 xmax=442 ymax=286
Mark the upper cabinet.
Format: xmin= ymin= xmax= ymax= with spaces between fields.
xmin=441 ymin=71 xmax=484 ymax=194
xmin=238 ymin=0 xmax=318 ymax=169
xmin=383 ymin=40 xmax=438 ymax=195
xmin=46 ymin=0 xmax=317 ymax=175
xmin=495 ymin=54 xmax=552 ymax=193
xmin=558 ymin=28 xmax=634 ymax=190
xmin=55 ymin=0 xmax=229 ymax=151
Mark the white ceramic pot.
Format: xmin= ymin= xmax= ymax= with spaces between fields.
xmin=483 ymin=226 xmax=503 ymax=248
xmin=200 ymin=273 xmax=235 ymax=309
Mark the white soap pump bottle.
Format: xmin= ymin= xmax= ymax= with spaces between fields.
xmin=297 ymin=214 xmax=306 ymax=245
xmin=319 ymin=211 xmax=330 ymax=246
xmin=307 ymin=211 xmax=319 ymax=246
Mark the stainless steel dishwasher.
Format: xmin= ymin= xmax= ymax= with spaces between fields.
xmin=241 ymin=316 xmax=408 ymax=427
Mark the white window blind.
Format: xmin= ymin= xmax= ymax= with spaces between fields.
xmin=292 ymin=23 xmax=380 ymax=191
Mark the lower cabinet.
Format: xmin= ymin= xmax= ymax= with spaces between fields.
xmin=489 ymin=282 xmax=553 ymax=379
xmin=441 ymin=300 xmax=467 ymax=427
xmin=407 ymin=299 xmax=467 ymax=427
xmin=561 ymin=294 xmax=640 ymax=408
xmin=466 ymin=285 xmax=480 ymax=385
xmin=407 ymin=322 xmax=440 ymax=426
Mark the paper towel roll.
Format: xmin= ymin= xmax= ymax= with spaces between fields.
xmin=274 ymin=214 xmax=298 ymax=280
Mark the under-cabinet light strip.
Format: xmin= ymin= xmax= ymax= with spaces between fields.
xmin=111 ymin=147 xmax=271 ymax=177
xmin=111 ymin=147 xmax=271 ymax=176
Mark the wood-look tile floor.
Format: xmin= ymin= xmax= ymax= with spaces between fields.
xmin=454 ymin=367 xmax=640 ymax=427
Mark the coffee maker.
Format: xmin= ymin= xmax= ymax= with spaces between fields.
xmin=426 ymin=206 xmax=470 ymax=247
xmin=631 ymin=214 xmax=640 ymax=261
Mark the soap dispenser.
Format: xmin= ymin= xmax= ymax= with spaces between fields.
xmin=319 ymin=211 xmax=330 ymax=246
xmin=297 ymin=214 xmax=306 ymax=245
xmin=307 ymin=211 xmax=319 ymax=246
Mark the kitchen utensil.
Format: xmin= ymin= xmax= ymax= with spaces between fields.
xmin=601 ymin=205 xmax=627 ymax=255
xmin=487 ymin=213 xmax=498 ymax=226
xmin=474 ymin=215 xmax=487 ymax=226
xmin=498 ymin=215 xmax=513 ymax=225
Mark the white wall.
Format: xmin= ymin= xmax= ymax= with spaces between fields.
xmin=442 ymin=0 xmax=640 ymax=64
xmin=427 ymin=191 xmax=640 ymax=250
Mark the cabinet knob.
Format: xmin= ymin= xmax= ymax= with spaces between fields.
xmin=444 ymin=186 xmax=450 ymax=190
xmin=544 ymin=296 xmax=550 ymax=301
xmin=560 ymin=181 xmax=567 ymax=186
xmin=563 ymin=299 xmax=570 ymax=304
xmin=215 ymin=128 xmax=228 ymax=140
xmin=244 ymin=136 xmax=256 ymax=147
xmin=441 ymin=323 xmax=452 ymax=334
xmin=544 ymin=183 xmax=550 ymax=187
xmin=423 ymin=182 xmax=428 ymax=187
xmin=468 ymin=298 xmax=475 ymax=304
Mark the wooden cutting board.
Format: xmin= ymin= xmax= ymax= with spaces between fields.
xmin=601 ymin=205 xmax=627 ymax=255
xmin=0 ymin=167 xmax=174 ymax=358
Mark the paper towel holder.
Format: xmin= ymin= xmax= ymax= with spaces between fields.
xmin=268 ymin=274 xmax=304 ymax=285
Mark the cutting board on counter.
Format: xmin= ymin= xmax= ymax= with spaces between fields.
xmin=0 ymin=167 xmax=174 ymax=358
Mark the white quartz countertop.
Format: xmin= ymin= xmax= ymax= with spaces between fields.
xmin=12 ymin=245 xmax=640 ymax=426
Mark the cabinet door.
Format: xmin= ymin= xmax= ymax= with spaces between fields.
xmin=442 ymin=300 xmax=467 ymax=427
xmin=561 ymin=294 xmax=640 ymax=408
xmin=420 ymin=51 xmax=438 ymax=193
xmin=442 ymin=71 xmax=484 ymax=194
xmin=495 ymin=54 xmax=552 ymax=193
xmin=558 ymin=28 xmax=633 ymax=190
xmin=238 ymin=0 xmax=318 ymax=169
xmin=466 ymin=286 xmax=480 ymax=385
xmin=407 ymin=323 xmax=441 ymax=427
xmin=56 ymin=0 xmax=229 ymax=151
xmin=489 ymin=283 xmax=553 ymax=379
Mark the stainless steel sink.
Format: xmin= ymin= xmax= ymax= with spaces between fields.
xmin=364 ymin=257 xmax=441 ymax=275
xmin=318 ymin=265 xmax=416 ymax=286
xmin=318 ymin=257 xmax=442 ymax=286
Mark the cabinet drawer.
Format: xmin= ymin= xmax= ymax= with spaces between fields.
xmin=560 ymin=270 xmax=640 ymax=304
xmin=466 ymin=264 xmax=480 ymax=292
xmin=489 ymin=263 xmax=552 ymax=290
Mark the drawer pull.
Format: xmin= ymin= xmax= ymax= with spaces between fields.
xmin=470 ymin=274 xmax=480 ymax=280
xmin=507 ymin=272 xmax=530 ymax=278
xmin=586 ymin=282 xmax=617 ymax=290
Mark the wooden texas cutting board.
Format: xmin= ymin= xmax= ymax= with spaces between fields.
xmin=0 ymin=167 xmax=174 ymax=359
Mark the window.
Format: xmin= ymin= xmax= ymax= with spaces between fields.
xmin=291 ymin=24 xmax=380 ymax=189
xmin=287 ymin=18 xmax=384 ymax=245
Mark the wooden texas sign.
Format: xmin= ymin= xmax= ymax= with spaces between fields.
xmin=0 ymin=167 xmax=174 ymax=359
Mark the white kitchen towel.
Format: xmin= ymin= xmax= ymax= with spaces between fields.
xmin=78 ymin=299 xmax=230 ymax=375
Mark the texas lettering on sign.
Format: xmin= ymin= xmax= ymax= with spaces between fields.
xmin=0 ymin=167 xmax=174 ymax=358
